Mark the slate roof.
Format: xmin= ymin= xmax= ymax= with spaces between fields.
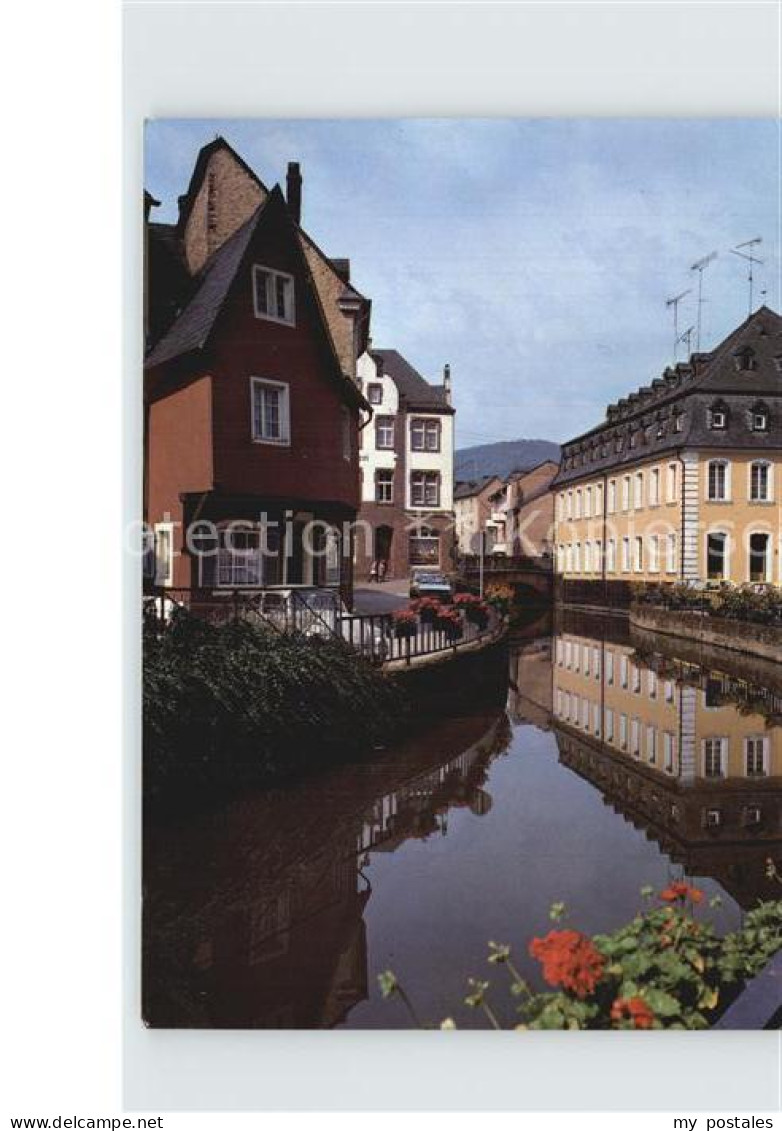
xmin=145 ymin=201 xmax=266 ymax=370
xmin=454 ymin=475 xmax=501 ymax=501
xmin=371 ymin=349 xmax=454 ymax=413
xmin=553 ymin=306 xmax=782 ymax=487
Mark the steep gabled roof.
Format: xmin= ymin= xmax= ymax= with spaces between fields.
xmin=372 ymin=349 xmax=454 ymax=414
xmin=175 ymin=136 xmax=268 ymax=234
xmin=144 ymin=186 xmax=368 ymax=411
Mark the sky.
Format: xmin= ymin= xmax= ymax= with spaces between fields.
xmin=145 ymin=119 xmax=780 ymax=449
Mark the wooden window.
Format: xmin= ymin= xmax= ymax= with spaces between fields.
xmin=666 ymin=533 xmax=677 ymax=574
xmin=410 ymin=418 xmax=441 ymax=452
xmin=252 ymin=264 xmax=295 ymax=325
xmin=375 ymin=469 xmax=393 ymax=504
xmin=749 ymin=532 xmax=770 ymax=582
xmin=706 ymin=532 xmax=727 ymax=580
xmin=251 ymin=378 xmax=290 ymax=445
xmin=667 ymin=462 xmax=678 ymax=502
xmin=375 ymin=416 xmax=395 ymax=449
xmin=409 ymin=525 xmax=440 ymax=565
xmin=649 ymin=467 xmax=660 ymax=506
xmin=707 ymin=460 xmax=730 ymax=501
xmin=749 ymin=461 xmax=771 ymax=502
xmin=703 ymin=737 xmax=726 ymax=779
xmin=745 ymin=736 xmax=768 ymax=778
xmin=634 ymin=471 xmax=644 ymax=509
xmin=410 ymin=471 xmax=440 ymax=508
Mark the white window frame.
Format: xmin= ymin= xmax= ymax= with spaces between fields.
xmin=622 ymin=475 xmax=631 ymax=512
xmin=634 ymin=471 xmax=644 ymax=510
xmin=706 ymin=530 xmax=729 ymax=581
xmin=666 ymin=461 xmax=678 ymax=503
xmin=749 ymin=460 xmax=773 ymax=503
xmin=154 ymin=521 xmax=174 ymax=586
xmin=634 ymin=535 xmax=644 ymax=573
xmin=748 ymin=530 xmax=772 ymax=582
xmin=663 ymin=731 xmax=676 ymax=774
xmin=250 ymin=377 xmax=291 ymax=446
xmin=607 ymin=479 xmax=617 ymax=514
xmin=744 ymin=736 xmax=769 ymax=778
xmin=703 ymin=737 xmax=727 ymax=779
xmin=648 ymin=534 xmax=659 ymax=573
xmin=666 ymin=532 xmax=677 ymax=574
xmin=649 ymin=467 xmax=660 ymax=506
xmin=646 ymin=725 xmax=657 ymax=764
xmin=252 ymin=263 xmax=295 ymax=326
xmin=706 ymin=459 xmax=731 ymax=502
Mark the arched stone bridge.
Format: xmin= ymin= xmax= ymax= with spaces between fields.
xmin=458 ymin=555 xmax=554 ymax=603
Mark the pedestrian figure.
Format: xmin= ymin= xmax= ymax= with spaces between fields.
xmin=369 ymin=560 xmax=379 ymax=583
xmin=378 ymin=559 xmax=387 ymax=583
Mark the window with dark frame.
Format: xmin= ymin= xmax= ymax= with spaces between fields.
xmin=410 ymin=470 xmax=441 ymax=508
xmin=375 ymin=416 xmax=395 ymax=449
xmin=410 ymin=418 xmax=441 ymax=452
xmin=375 ymin=468 xmax=393 ymax=504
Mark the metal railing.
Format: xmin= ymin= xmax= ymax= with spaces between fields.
xmin=143 ymin=585 xmax=504 ymax=666
xmin=460 ymin=553 xmax=554 ymax=574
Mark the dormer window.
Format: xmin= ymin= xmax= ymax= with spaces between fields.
xmin=367 ymin=382 xmax=383 ymax=405
xmin=708 ymin=401 xmax=728 ymax=430
xmin=733 ymin=345 xmax=756 ymax=372
xmin=252 ymin=264 xmax=295 ymax=326
xmin=672 ymin=410 xmax=683 ymax=433
xmin=750 ymin=401 xmax=769 ymax=432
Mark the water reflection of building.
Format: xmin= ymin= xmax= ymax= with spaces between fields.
xmin=143 ymin=710 xmax=512 ymax=1029
xmin=551 ymin=620 xmax=782 ymax=908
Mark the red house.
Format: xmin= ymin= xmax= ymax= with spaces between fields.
xmin=144 ymin=142 xmax=371 ymax=603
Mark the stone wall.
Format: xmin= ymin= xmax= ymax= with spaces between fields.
xmin=630 ymin=603 xmax=782 ymax=667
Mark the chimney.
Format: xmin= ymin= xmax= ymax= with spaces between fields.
xmin=443 ymin=363 xmax=452 ymax=404
xmin=286 ymin=161 xmax=302 ymax=224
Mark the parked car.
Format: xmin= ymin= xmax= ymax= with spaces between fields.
xmin=409 ymin=571 xmax=453 ymax=601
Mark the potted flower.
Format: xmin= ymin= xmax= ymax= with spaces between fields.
xmin=417 ymin=596 xmax=442 ymax=625
xmin=435 ymin=606 xmax=464 ymax=641
xmin=392 ymin=608 xmax=418 ymax=639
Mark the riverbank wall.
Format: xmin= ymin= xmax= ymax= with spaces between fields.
xmin=630 ymin=603 xmax=782 ymax=669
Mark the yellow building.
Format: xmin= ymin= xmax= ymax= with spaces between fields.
xmin=553 ymin=307 xmax=782 ymax=589
xmin=551 ymin=623 xmax=782 ymax=904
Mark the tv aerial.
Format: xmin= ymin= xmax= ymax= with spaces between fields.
xmin=666 ymin=289 xmax=691 ymax=361
xmin=730 ymin=238 xmax=763 ymax=317
xmin=690 ymin=251 xmax=717 ymax=351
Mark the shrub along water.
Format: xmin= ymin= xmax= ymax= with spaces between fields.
xmin=144 ymin=610 xmax=409 ymax=803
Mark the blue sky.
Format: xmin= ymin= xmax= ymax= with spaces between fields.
xmin=146 ymin=119 xmax=780 ymax=448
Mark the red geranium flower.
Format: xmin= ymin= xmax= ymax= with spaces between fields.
xmin=660 ymin=881 xmax=703 ymax=904
xmin=528 ymin=929 xmax=605 ymax=998
xmin=611 ymin=996 xmax=656 ymax=1030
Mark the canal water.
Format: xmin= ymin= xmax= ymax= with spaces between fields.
xmin=143 ymin=610 xmax=782 ymax=1029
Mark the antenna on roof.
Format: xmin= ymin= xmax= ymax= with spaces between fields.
xmin=690 ymin=251 xmax=717 ymax=351
xmin=666 ymin=289 xmax=691 ymax=362
xmin=677 ymin=325 xmax=695 ymax=357
xmin=730 ymin=238 xmax=763 ymax=317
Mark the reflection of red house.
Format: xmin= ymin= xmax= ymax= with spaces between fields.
xmin=144 ymin=139 xmax=370 ymax=601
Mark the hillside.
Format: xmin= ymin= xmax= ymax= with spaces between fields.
xmin=454 ymin=438 xmax=560 ymax=482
